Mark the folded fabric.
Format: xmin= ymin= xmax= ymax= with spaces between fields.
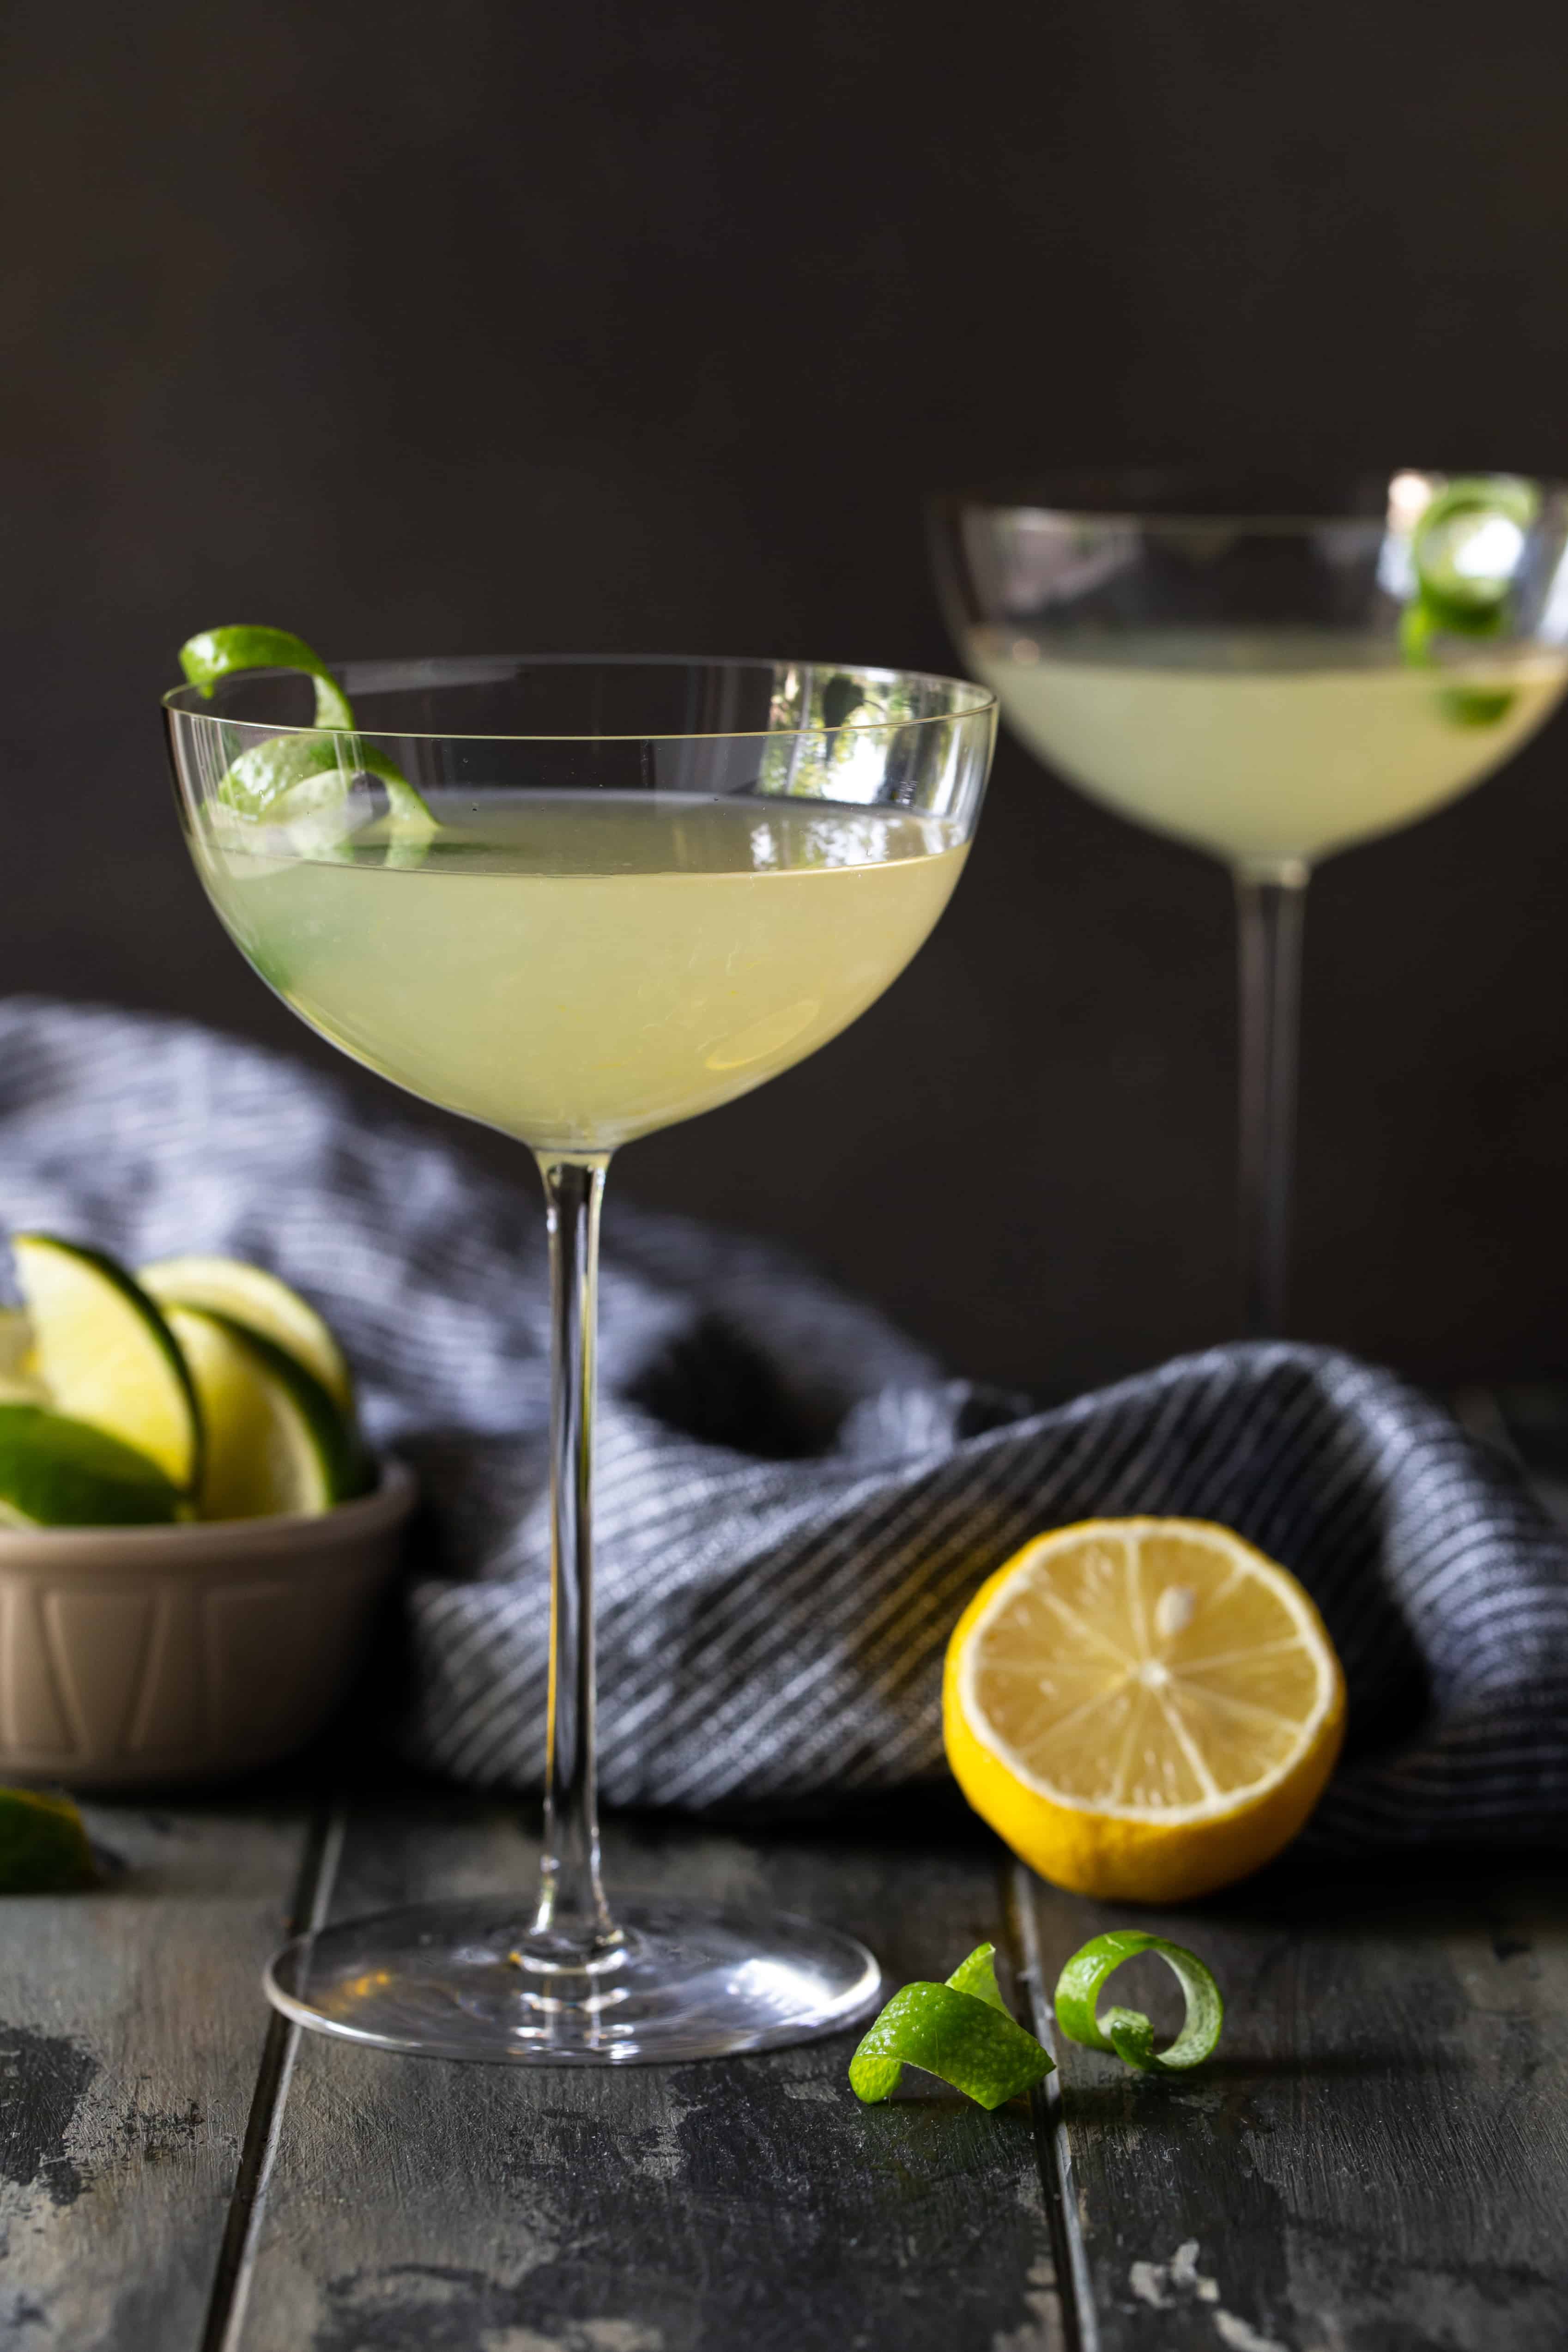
xmin=3 ymin=996 xmax=1567 ymax=1851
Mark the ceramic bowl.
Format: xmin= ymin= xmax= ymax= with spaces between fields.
xmin=0 ymin=1457 xmax=415 ymax=1787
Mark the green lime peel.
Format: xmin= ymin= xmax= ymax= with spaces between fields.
xmin=1052 ymin=1928 xmax=1223 ymax=2073
xmin=849 ymin=1930 xmax=1223 ymax=2108
xmin=1400 ymin=475 xmax=1542 ymax=728
xmin=178 ymin=624 xmax=436 ymax=851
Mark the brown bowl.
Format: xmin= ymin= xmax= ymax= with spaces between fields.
xmin=0 ymin=1457 xmax=415 ymax=1787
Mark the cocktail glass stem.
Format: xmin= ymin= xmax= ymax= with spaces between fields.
xmin=528 ymin=1150 xmax=618 ymax=1963
xmin=1235 ymin=865 xmax=1308 ymax=1338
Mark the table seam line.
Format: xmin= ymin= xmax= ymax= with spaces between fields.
xmin=1011 ymin=1855 xmax=1101 ymax=2352
xmin=197 ymin=1799 xmax=347 ymax=2352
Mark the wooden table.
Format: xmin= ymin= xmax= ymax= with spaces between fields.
xmin=4 ymin=1782 xmax=1566 ymax=2352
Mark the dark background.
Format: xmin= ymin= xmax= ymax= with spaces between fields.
xmin=5 ymin=0 xmax=1568 ymax=1395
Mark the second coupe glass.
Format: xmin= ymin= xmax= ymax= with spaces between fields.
xmin=932 ymin=470 xmax=1568 ymax=1333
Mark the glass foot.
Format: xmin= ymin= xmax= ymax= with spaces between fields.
xmin=264 ymin=1897 xmax=883 ymax=2064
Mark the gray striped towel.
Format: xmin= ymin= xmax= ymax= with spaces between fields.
xmin=3 ymin=995 xmax=1567 ymax=1851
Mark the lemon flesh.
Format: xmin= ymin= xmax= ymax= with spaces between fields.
xmin=944 ymin=1517 xmax=1345 ymax=1903
xmin=12 ymin=1236 xmax=201 ymax=1491
xmin=165 ymin=1306 xmax=361 ymax=1519
xmin=139 ymin=1255 xmax=353 ymax=1413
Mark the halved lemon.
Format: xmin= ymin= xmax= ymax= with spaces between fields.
xmin=944 ymin=1517 xmax=1345 ymax=1903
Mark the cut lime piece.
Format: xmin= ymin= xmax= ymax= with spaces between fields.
xmin=0 ymin=1787 xmax=97 ymax=1892
xmin=0 ymin=1307 xmax=43 ymax=1403
xmin=13 ymin=1236 xmax=201 ymax=1491
xmin=848 ymin=1941 xmax=1053 ymax=2109
xmin=139 ymin=1256 xmax=354 ymax=1414
xmin=165 ymin=1307 xmax=362 ymax=1519
xmin=0 ymin=1403 xmax=182 ymax=1527
xmin=0 ymin=1307 xmax=33 ymax=1375
xmin=178 ymin=624 xmax=436 ymax=860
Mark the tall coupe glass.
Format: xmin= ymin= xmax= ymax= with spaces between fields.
xmin=932 ymin=471 xmax=1568 ymax=1333
xmin=165 ymin=654 xmax=995 ymax=2063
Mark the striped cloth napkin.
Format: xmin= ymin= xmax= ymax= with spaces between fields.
xmin=3 ymin=996 xmax=1567 ymax=1851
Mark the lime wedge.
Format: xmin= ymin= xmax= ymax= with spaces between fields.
xmin=164 ymin=1307 xmax=363 ymax=1519
xmin=13 ymin=1236 xmax=201 ymax=1491
xmin=0 ymin=1403 xmax=182 ymax=1527
xmin=848 ymin=1942 xmax=1053 ymax=2109
xmin=0 ymin=1307 xmax=33 ymax=1374
xmin=178 ymin=624 xmax=436 ymax=859
xmin=0 ymin=1787 xmax=97 ymax=1892
xmin=0 ymin=1308 xmax=43 ymax=1403
xmin=139 ymin=1256 xmax=354 ymax=1415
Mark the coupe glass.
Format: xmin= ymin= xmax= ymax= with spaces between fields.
xmin=164 ymin=655 xmax=995 ymax=2063
xmin=931 ymin=470 xmax=1568 ymax=1333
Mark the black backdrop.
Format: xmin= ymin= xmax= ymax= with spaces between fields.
xmin=5 ymin=0 xmax=1568 ymax=1393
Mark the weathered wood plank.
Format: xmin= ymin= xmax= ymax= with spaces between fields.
xmin=0 ymin=1801 xmax=311 ymax=2352
xmin=234 ymin=1800 xmax=1064 ymax=2352
xmin=1019 ymin=1857 xmax=1568 ymax=2352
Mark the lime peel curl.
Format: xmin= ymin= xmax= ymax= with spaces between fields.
xmin=1053 ymin=1929 xmax=1223 ymax=2073
xmin=849 ymin=1929 xmax=1224 ymax=2109
xmin=177 ymin=624 xmax=436 ymax=855
xmin=848 ymin=1942 xmax=1053 ymax=2110
xmin=1399 ymin=475 xmax=1542 ymax=729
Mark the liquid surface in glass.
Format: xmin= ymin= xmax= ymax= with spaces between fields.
xmin=192 ymin=788 xmax=967 ymax=1151
xmin=967 ymin=628 xmax=1568 ymax=869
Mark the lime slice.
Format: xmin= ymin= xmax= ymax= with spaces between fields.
xmin=1053 ymin=1929 xmax=1223 ymax=2073
xmin=139 ymin=1256 xmax=353 ymax=1414
xmin=178 ymin=624 xmax=436 ymax=859
xmin=848 ymin=1942 xmax=1053 ymax=2109
xmin=0 ymin=1787 xmax=97 ymax=1892
xmin=0 ymin=1403 xmax=182 ymax=1526
xmin=164 ymin=1306 xmax=363 ymax=1519
xmin=13 ymin=1236 xmax=201 ymax=1491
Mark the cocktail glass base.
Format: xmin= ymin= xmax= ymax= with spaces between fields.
xmin=264 ymin=1896 xmax=883 ymax=2064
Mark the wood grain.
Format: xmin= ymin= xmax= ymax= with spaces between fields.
xmin=232 ymin=1799 xmax=1064 ymax=2352
xmin=0 ymin=1801 xmax=311 ymax=2352
xmin=1018 ymin=1857 xmax=1568 ymax=2352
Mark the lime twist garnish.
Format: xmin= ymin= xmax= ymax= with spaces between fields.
xmin=849 ymin=1930 xmax=1223 ymax=2108
xmin=1053 ymin=1928 xmax=1224 ymax=2073
xmin=849 ymin=1943 xmax=1053 ymax=2109
xmin=0 ymin=1787 xmax=97 ymax=1892
xmin=1400 ymin=476 xmax=1541 ymax=727
xmin=179 ymin=625 xmax=436 ymax=856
